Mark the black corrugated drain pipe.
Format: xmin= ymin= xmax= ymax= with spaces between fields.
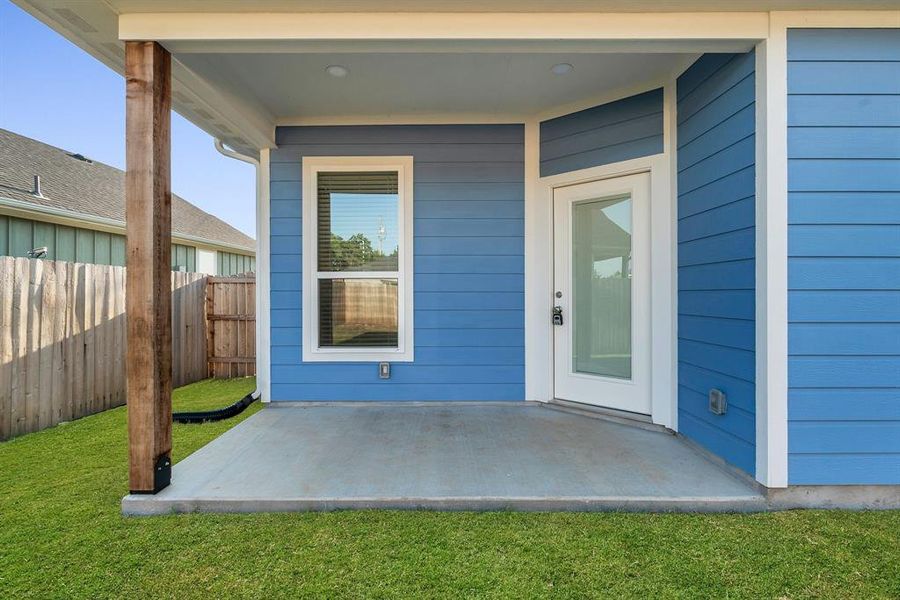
xmin=173 ymin=391 xmax=260 ymax=424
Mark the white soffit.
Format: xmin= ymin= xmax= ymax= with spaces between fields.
xmin=177 ymin=52 xmax=690 ymax=121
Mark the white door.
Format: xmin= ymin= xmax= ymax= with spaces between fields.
xmin=553 ymin=173 xmax=651 ymax=415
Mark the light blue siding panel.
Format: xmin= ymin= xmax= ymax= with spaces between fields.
xmin=677 ymin=167 xmax=755 ymax=218
xmin=678 ymin=260 xmax=755 ymax=291
xmin=271 ymin=181 xmax=302 ymax=200
xmin=271 ymin=309 xmax=301 ymax=328
xmin=272 ymin=346 xmax=302 ymax=365
xmin=678 ymin=136 xmax=755 ymax=195
xmin=271 ymin=383 xmax=524 ymax=402
xmin=415 ymin=236 xmax=523 ymax=256
xmin=416 ymin=200 xmax=523 ymax=219
xmin=676 ymin=53 xmax=735 ymax=99
xmin=789 ymin=258 xmax=900 ymax=290
xmin=271 ymin=273 xmax=301 ymax=291
xmin=415 ymin=183 xmax=524 ymax=202
xmin=789 ymin=159 xmax=900 ymax=192
xmin=416 ymin=292 xmax=523 ymax=311
xmin=679 ymin=339 xmax=755 ymax=383
xmin=541 ymin=88 xmax=663 ymax=141
xmin=539 ymin=88 xmax=663 ymax=177
xmin=271 ymin=327 xmax=301 ymax=346
xmin=679 ymin=362 xmax=755 ymax=413
xmin=790 ymin=357 xmax=900 ymax=388
xmin=416 ymin=273 xmax=524 ymax=293
xmin=789 ymin=225 xmax=900 ymax=257
xmin=272 ymin=365 xmax=524 ymax=385
xmin=679 ymin=387 xmax=755 ymax=444
xmin=677 ymin=52 xmax=754 ymax=120
xmin=415 ymin=347 xmax=523 ymax=366
xmin=540 ymin=136 xmax=663 ymax=177
xmin=415 ymin=309 xmax=523 ymax=329
xmin=415 ymin=162 xmax=523 ymax=184
xmin=679 ymin=290 xmax=755 ymax=320
xmin=275 ymin=143 xmax=524 ymax=164
xmin=790 ymin=389 xmax=900 ymax=421
xmin=790 ymin=422 xmax=900 ymax=454
xmin=270 ymin=218 xmax=301 ymax=236
xmin=788 ymin=28 xmax=900 ymax=60
xmin=270 ymin=236 xmax=302 ymax=255
xmin=270 ymin=199 xmax=302 ymax=219
xmin=270 ymin=254 xmax=301 ymax=273
xmin=540 ymin=113 xmax=662 ymax=160
xmin=788 ymin=95 xmax=900 ymax=127
xmin=677 ymin=52 xmax=756 ymax=476
xmin=789 ymin=290 xmax=900 ymax=322
xmin=678 ymin=105 xmax=755 ymax=170
xmin=790 ymin=323 xmax=900 ymax=355
xmin=788 ymin=128 xmax=900 ymax=160
xmin=678 ymin=77 xmax=755 ymax=146
xmin=271 ymin=291 xmax=301 ymax=310
xmin=789 ymin=455 xmax=900 ymax=485
xmin=678 ymin=315 xmax=755 ymax=352
xmin=269 ymin=124 xmax=525 ymax=402
xmin=677 ymin=227 xmax=755 ymax=266
xmin=415 ymin=218 xmax=523 ymax=237
xmin=789 ymin=193 xmax=900 ymax=225
xmin=789 ymin=61 xmax=900 ymax=94
xmin=416 ymin=255 xmax=523 ymax=274
xmin=678 ymin=197 xmax=755 ymax=242
xmin=679 ymin=412 xmax=756 ymax=475
xmin=276 ymin=124 xmax=524 ymax=145
xmin=416 ymin=328 xmax=524 ymax=347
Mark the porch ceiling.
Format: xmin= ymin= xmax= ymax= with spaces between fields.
xmin=176 ymin=52 xmax=690 ymax=122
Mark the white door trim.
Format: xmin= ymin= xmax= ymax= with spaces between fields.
xmin=530 ymin=153 xmax=676 ymax=429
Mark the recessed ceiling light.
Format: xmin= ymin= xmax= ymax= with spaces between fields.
xmin=551 ymin=63 xmax=574 ymax=75
xmin=325 ymin=65 xmax=349 ymax=78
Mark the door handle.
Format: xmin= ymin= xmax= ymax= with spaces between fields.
xmin=552 ymin=306 xmax=563 ymax=326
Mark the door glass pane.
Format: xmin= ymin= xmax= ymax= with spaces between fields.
xmin=317 ymin=171 xmax=399 ymax=272
xmin=572 ymin=194 xmax=632 ymax=380
xmin=319 ymin=278 xmax=398 ymax=347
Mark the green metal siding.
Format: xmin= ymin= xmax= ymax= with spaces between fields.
xmin=1 ymin=215 xmax=200 ymax=271
xmin=217 ymin=249 xmax=255 ymax=276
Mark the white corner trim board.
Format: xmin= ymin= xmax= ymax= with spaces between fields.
xmin=256 ymin=148 xmax=272 ymax=402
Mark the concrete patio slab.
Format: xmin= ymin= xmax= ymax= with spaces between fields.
xmin=122 ymin=403 xmax=766 ymax=515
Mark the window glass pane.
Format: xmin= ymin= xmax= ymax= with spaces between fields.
xmin=317 ymin=171 xmax=399 ymax=272
xmin=572 ymin=194 xmax=632 ymax=380
xmin=319 ymin=278 xmax=398 ymax=347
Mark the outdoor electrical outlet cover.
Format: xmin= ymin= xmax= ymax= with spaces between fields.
xmin=709 ymin=389 xmax=727 ymax=415
xmin=379 ymin=362 xmax=391 ymax=379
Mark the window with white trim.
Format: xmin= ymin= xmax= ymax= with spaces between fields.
xmin=302 ymin=157 xmax=414 ymax=362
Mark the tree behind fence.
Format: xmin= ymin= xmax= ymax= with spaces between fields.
xmin=0 ymin=257 xmax=208 ymax=441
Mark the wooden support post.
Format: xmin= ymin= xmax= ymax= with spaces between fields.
xmin=125 ymin=41 xmax=172 ymax=494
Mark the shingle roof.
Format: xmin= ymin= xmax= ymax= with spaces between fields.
xmin=0 ymin=128 xmax=255 ymax=252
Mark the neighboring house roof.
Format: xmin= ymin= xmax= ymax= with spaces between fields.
xmin=0 ymin=128 xmax=255 ymax=253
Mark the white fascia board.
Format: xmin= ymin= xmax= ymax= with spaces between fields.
xmin=118 ymin=12 xmax=769 ymax=41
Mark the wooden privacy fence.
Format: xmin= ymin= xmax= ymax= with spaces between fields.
xmin=206 ymin=276 xmax=256 ymax=379
xmin=0 ymin=257 xmax=209 ymax=441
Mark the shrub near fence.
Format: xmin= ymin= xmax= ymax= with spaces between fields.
xmin=0 ymin=257 xmax=208 ymax=441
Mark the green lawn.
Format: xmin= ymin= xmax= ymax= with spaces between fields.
xmin=1 ymin=378 xmax=898 ymax=599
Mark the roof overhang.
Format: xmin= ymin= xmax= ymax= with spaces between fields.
xmin=11 ymin=2 xmax=900 ymax=154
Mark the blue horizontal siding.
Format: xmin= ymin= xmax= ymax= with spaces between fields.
xmin=787 ymin=28 xmax=900 ymax=486
xmin=269 ymin=124 xmax=524 ymax=402
xmin=677 ymin=52 xmax=756 ymax=477
xmin=539 ymin=88 xmax=663 ymax=176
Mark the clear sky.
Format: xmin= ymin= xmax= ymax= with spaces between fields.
xmin=0 ymin=0 xmax=256 ymax=238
